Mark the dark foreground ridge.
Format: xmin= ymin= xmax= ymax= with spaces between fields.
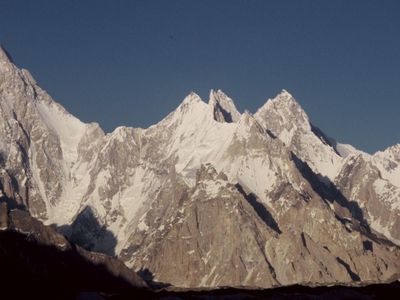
xmin=0 ymin=201 xmax=399 ymax=299
xmin=114 ymin=282 xmax=400 ymax=300
xmin=0 ymin=201 xmax=148 ymax=299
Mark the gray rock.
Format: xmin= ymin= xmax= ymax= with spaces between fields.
xmin=0 ymin=45 xmax=399 ymax=289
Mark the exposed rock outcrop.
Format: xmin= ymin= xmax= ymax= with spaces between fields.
xmin=0 ymin=45 xmax=399 ymax=289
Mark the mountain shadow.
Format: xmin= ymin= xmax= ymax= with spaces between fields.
xmin=56 ymin=206 xmax=117 ymax=257
xmin=0 ymin=204 xmax=148 ymax=299
xmin=235 ymin=183 xmax=282 ymax=234
xmin=0 ymin=230 xmax=150 ymax=299
xmin=336 ymin=257 xmax=361 ymax=281
xmin=0 ymin=174 xmax=26 ymax=211
xmin=1 ymin=219 xmax=399 ymax=300
xmin=137 ymin=268 xmax=171 ymax=289
xmin=213 ymin=100 xmax=235 ymax=123
xmin=0 ymin=191 xmax=25 ymax=211
xmin=291 ymin=153 xmax=373 ymax=234
xmin=310 ymin=123 xmax=341 ymax=156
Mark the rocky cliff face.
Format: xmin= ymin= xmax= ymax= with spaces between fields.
xmin=0 ymin=45 xmax=399 ymax=288
xmin=335 ymin=153 xmax=400 ymax=245
xmin=120 ymin=164 xmax=400 ymax=288
xmin=0 ymin=201 xmax=147 ymax=299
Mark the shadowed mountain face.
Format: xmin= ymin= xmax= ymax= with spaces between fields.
xmin=119 ymin=164 xmax=400 ymax=287
xmin=1 ymin=203 xmax=399 ymax=300
xmin=0 ymin=201 xmax=148 ymax=299
xmin=57 ymin=206 xmax=118 ymax=257
xmin=111 ymin=282 xmax=400 ymax=300
xmin=0 ymin=45 xmax=400 ymax=289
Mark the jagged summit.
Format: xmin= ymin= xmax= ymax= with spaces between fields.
xmin=173 ymin=89 xmax=242 ymax=124
xmin=253 ymin=89 xmax=296 ymax=112
xmin=163 ymin=89 xmax=244 ymax=126
xmin=208 ymin=89 xmax=241 ymax=123
xmin=254 ymin=91 xmax=345 ymax=179
xmin=254 ymin=90 xmax=311 ymax=141
xmin=178 ymin=91 xmax=206 ymax=110
xmin=1 ymin=46 xmax=400 ymax=289
xmin=160 ymin=91 xmax=209 ymax=127
xmin=183 ymin=91 xmax=202 ymax=103
xmin=255 ymin=89 xmax=307 ymax=121
xmin=276 ymin=88 xmax=294 ymax=99
xmin=375 ymin=143 xmax=400 ymax=156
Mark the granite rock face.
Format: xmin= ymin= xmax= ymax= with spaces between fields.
xmin=120 ymin=164 xmax=400 ymax=287
xmin=0 ymin=45 xmax=399 ymax=288
xmin=335 ymin=154 xmax=400 ymax=245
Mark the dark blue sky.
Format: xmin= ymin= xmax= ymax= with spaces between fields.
xmin=1 ymin=0 xmax=399 ymax=153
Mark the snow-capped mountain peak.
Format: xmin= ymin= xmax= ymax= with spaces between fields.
xmin=182 ymin=91 xmax=202 ymax=104
xmin=173 ymin=91 xmax=209 ymax=119
xmin=275 ymin=88 xmax=294 ymax=101
xmin=376 ymin=143 xmax=400 ymax=157
xmin=253 ymin=90 xmax=344 ymax=179
xmin=255 ymin=89 xmax=310 ymax=133
xmin=1 ymin=45 xmax=400 ymax=289
xmin=372 ymin=143 xmax=400 ymax=188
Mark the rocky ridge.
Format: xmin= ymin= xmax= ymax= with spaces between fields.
xmin=0 ymin=45 xmax=399 ymax=288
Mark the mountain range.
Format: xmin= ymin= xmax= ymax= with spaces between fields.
xmin=0 ymin=45 xmax=399 ymax=290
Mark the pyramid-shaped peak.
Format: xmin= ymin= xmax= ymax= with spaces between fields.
xmin=271 ymin=89 xmax=298 ymax=104
xmin=254 ymin=89 xmax=311 ymax=138
xmin=166 ymin=91 xmax=209 ymax=121
xmin=277 ymin=89 xmax=293 ymax=98
xmin=208 ymin=89 xmax=241 ymax=123
xmin=176 ymin=91 xmax=204 ymax=110
xmin=255 ymin=89 xmax=306 ymax=118
xmin=182 ymin=91 xmax=202 ymax=104
xmin=209 ymin=89 xmax=230 ymax=98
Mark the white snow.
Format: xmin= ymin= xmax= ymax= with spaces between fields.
xmin=373 ymin=145 xmax=400 ymax=188
xmin=254 ymin=90 xmax=344 ymax=180
xmin=372 ymin=179 xmax=400 ymax=210
xmin=200 ymin=179 xmax=226 ymax=198
xmin=5 ymin=67 xmax=400 ymax=260
xmin=48 ymin=161 xmax=92 ymax=224
xmin=335 ymin=143 xmax=362 ymax=158
xmin=36 ymin=101 xmax=86 ymax=164
xmin=119 ymin=166 xmax=162 ymax=221
xmin=137 ymin=218 xmax=149 ymax=232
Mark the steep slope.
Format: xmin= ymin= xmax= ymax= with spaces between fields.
xmin=253 ymin=91 xmax=399 ymax=246
xmin=120 ymin=164 xmax=400 ymax=287
xmin=335 ymin=153 xmax=400 ymax=245
xmin=0 ymin=201 xmax=147 ymax=299
xmin=254 ymin=90 xmax=344 ymax=180
xmin=0 ymin=46 xmax=104 ymax=222
xmin=373 ymin=144 xmax=400 ymax=188
xmin=1 ymin=45 xmax=399 ymax=288
xmin=209 ymin=89 xmax=241 ymax=123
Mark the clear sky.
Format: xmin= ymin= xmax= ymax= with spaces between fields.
xmin=0 ymin=0 xmax=399 ymax=153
